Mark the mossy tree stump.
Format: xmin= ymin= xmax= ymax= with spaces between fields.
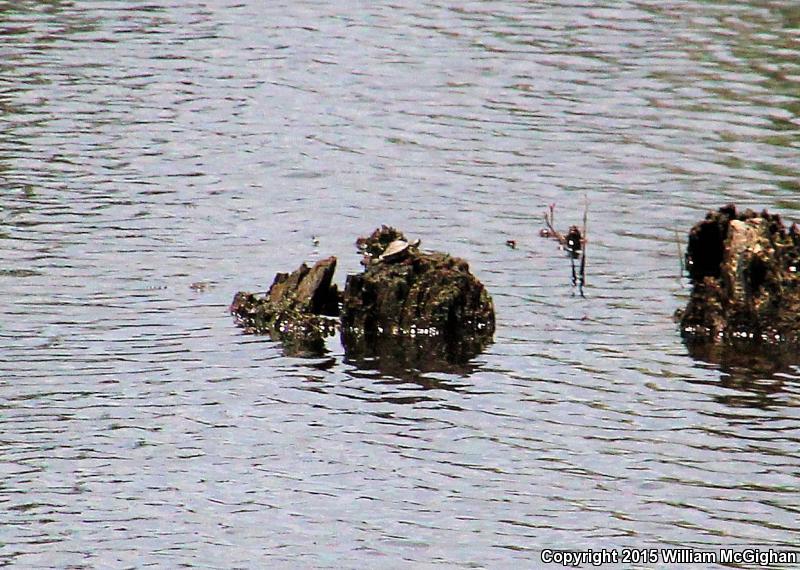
xmin=680 ymin=204 xmax=800 ymax=345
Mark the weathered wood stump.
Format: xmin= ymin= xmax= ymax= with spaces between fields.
xmin=230 ymin=257 xmax=339 ymax=356
xmin=343 ymin=227 xmax=495 ymax=337
xmin=342 ymin=226 xmax=495 ymax=370
xmin=230 ymin=227 xmax=495 ymax=366
xmin=680 ymin=205 xmax=800 ymax=346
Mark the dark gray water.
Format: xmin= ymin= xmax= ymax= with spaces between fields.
xmin=2 ymin=1 xmax=800 ymax=568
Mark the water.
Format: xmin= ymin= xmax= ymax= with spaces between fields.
xmin=2 ymin=0 xmax=800 ymax=567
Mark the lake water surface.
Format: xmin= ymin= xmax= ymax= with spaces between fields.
xmin=2 ymin=1 xmax=800 ymax=568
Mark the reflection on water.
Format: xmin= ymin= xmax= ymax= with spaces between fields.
xmin=685 ymin=340 xmax=800 ymax=409
xmin=245 ymin=324 xmax=491 ymax=377
xmin=342 ymin=329 xmax=491 ymax=378
xmin=2 ymin=0 xmax=800 ymax=566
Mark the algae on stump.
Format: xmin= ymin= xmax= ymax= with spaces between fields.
xmin=230 ymin=257 xmax=340 ymax=356
xmin=343 ymin=227 xmax=495 ymax=337
xmin=680 ymin=205 xmax=800 ymax=345
xmin=230 ymin=227 xmax=496 ymax=368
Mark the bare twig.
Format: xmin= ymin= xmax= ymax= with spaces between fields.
xmin=540 ymin=201 xmax=587 ymax=295
xmin=542 ymin=203 xmax=565 ymax=244
xmin=579 ymin=196 xmax=588 ymax=296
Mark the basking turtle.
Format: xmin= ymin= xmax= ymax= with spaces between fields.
xmin=379 ymin=238 xmax=420 ymax=262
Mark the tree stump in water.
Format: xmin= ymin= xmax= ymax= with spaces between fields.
xmin=230 ymin=257 xmax=340 ymax=356
xmin=680 ymin=204 xmax=800 ymax=346
xmin=343 ymin=227 xmax=495 ymax=337
xmin=230 ymin=227 xmax=495 ymax=367
xmin=341 ymin=227 xmax=495 ymax=370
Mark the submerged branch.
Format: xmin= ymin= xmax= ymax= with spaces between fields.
xmin=539 ymin=200 xmax=588 ymax=296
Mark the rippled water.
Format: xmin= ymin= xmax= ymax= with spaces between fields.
xmin=2 ymin=0 xmax=800 ymax=567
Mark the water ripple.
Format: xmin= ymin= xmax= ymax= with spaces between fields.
xmin=2 ymin=0 xmax=800 ymax=567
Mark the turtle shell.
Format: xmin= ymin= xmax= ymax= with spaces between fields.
xmin=379 ymin=239 xmax=410 ymax=261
